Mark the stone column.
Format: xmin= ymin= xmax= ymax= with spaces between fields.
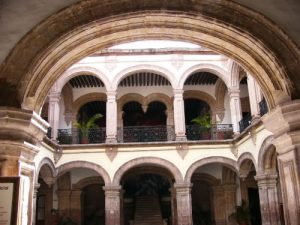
xmin=255 ymin=173 xmax=281 ymax=225
xmin=103 ymin=185 xmax=121 ymax=225
xmin=262 ymin=100 xmax=300 ymax=225
xmin=57 ymin=190 xmax=71 ymax=216
xmin=0 ymin=158 xmax=19 ymax=176
xmin=173 ymin=89 xmax=187 ymax=141
xmin=32 ymin=183 xmax=40 ymax=225
xmin=70 ymin=190 xmax=82 ymax=225
xmin=170 ymin=187 xmax=177 ymax=225
xmin=174 ymin=183 xmax=193 ymax=225
xmin=212 ymin=186 xmax=226 ymax=225
xmin=228 ymin=89 xmax=242 ymax=133
xmin=106 ymin=91 xmax=118 ymax=143
xmin=48 ymin=91 xmax=61 ymax=140
xmin=166 ymin=109 xmax=175 ymax=141
xmin=223 ymin=184 xmax=237 ymax=223
xmin=247 ymin=74 xmax=261 ymax=122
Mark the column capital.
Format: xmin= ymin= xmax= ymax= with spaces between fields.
xmin=173 ymin=89 xmax=184 ymax=96
xmin=103 ymin=185 xmax=122 ymax=195
xmin=106 ymin=91 xmax=117 ymax=98
xmin=48 ymin=92 xmax=61 ymax=102
xmin=174 ymin=182 xmax=193 ymax=191
xmin=255 ymin=173 xmax=278 ymax=187
xmin=228 ymin=88 xmax=240 ymax=97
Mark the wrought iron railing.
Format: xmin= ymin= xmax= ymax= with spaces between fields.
xmin=259 ymin=98 xmax=268 ymax=116
xmin=57 ymin=128 xmax=106 ymax=144
xmin=186 ymin=124 xmax=233 ymax=140
xmin=47 ymin=127 xmax=52 ymax=139
xmin=57 ymin=124 xmax=233 ymax=144
xmin=239 ymin=114 xmax=252 ymax=133
xmin=117 ymin=125 xmax=175 ymax=143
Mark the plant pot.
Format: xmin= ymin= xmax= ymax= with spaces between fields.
xmin=81 ymin=136 xmax=89 ymax=144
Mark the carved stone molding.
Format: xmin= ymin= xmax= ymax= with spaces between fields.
xmin=176 ymin=143 xmax=189 ymax=159
xmin=105 ymin=146 xmax=118 ymax=161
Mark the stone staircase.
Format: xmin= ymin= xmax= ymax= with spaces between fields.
xmin=133 ymin=195 xmax=164 ymax=225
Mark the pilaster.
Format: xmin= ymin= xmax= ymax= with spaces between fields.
xmin=106 ymin=91 xmax=117 ymax=143
xmin=70 ymin=190 xmax=82 ymax=225
xmin=103 ymin=185 xmax=121 ymax=225
xmin=174 ymin=182 xmax=193 ymax=225
xmin=262 ymin=100 xmax=300 ymax=225
xmin=173 ymin=89 xmax=187 ymax=141
xmin=212 ymin=185 xmax=226 ymax=225
xmin=255 ymin=173 xmax=281 ymax=225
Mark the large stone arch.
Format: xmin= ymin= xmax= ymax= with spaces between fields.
xmin=112 ymin=157 xmax=183 ymax=185
xmin=184 ymin=157 xmax=238 ymax=183
xmin=117 ymin=93 xmax=145 ymax=111
xmin=237 ymin=152 xmax=257 ymax=178
xmin=72 ymin=92 xmax=107 ymax=119
xmin=73 ymin=176 xmax=104 ymax=189
xmin=144 ymin=93 xmax=173 ymax=111
xmin=112 ymin=64 xmax=176 ymax=90
xmin=179 ymin=63 xmax=230 ymax=89
xmin=0 ymin=1 xmax=297 ymax=111
xmin=257 ymin=135 xmax=276 ymax=174
xmin=56 ymin=161 xmax=111 ymax=185
xmin=35 ymin=157 xmax=57 ymax=184
xmin=56 ymin=66 xmax=109 ymax=93
xmin=183 ymin=90 xmax=217 ymax=113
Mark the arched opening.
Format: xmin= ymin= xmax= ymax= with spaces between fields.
xmin=122 ymin=99 xmax=169 ymax=142
xmin=82 ymin=183 xmax=105 ymax=225
xmin=184 ymin=98 xmax=211 ymax=140
xmin=189 ymin=163 xmax=238 ymax=225
xmin=120 ymin=166 xmax=174 ymax=225
xmin=36 ymin=164 xmax=55 ymax=225
xmin=239 ymin=159 xmax=262 ymax=225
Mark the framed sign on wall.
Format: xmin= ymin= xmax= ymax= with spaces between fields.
xmin=0 ymin=177 xmax=20 ymax=225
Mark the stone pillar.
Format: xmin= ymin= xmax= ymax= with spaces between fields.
xmin=255 ymin=173 xmax=281 ymax=225
xmin=70 ymin=190 xmax=82 ymax=225
xmin=166 ymin=109 xmax=175 ymax=141
xmin=0 ymin=158 xmax=19 ymax=176
xmin=223 ymin=184 xmax=237 ymax=223
xmin=57 ymin=190 xmax=71 ymax=216
xmin=247 ymin=74 xmax=261 ymax=122
xmin=174 ymin=183 xmax=193 ymax=225
xmin=32 ymin=183 xmax=40 ymax=225
xmin=106 ymin=91 xmax=117 ymax=143
xmin=48 ymin=91 xmax=61 ymax=140
xmin=262 ymin=100 xmax=300 ymax=225
xmin=170 ymin=187 xmax=177 ymax=225
xmin=228 ymin=89 xmax=242 ymax=133
xmin=212 ymin=186 xmax=226 ymax=225
xmin=173 ymin=89 xmax=187 ymax=141
xmin=103 ymin=185 xmax=121 ymax=225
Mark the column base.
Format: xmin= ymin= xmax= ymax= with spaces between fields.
xmin=175 ymin=135 xmax=187 ymax=142
xmin=106 ymin=137 xmax=118 ymax=144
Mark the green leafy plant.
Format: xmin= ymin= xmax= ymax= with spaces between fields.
xmin=191 ymin=113 xmax=211 ymax=128
xmin=73 ymin=113 xmax=103 ymax=137
xmin=230 ymin=200 xmax=250 ymax=225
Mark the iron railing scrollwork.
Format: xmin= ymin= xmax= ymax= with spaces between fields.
xmin=186 ymin=124 xmax=233 ymax=140
xmin=239 ymin=114 xmax=252 ymax=133
xmin=259 ymin=98 xmax=268 ymax=116
xmin=57 ymin=128 xmax=106 ymax=144
xmin=117 ymin=125 xmax=175 ymax=143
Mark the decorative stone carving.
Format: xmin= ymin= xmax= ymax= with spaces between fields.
xmin=105 ymin=146 xmax=118 ymax=161
xmin=176 ymin=143 xmax=189 ymax=159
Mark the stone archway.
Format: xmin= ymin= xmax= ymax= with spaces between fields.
xmin=184 ymin=157 xmax=238 ymax=183
xmin=112 ymin=157 xmax=183 ymax=185
xmin=0 ymin=1 xmax=297 ymax=111
xmin=57 ymin=161 xmax=111 ymax=185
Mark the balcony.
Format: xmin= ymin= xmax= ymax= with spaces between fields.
xmin=57 ymin=124 xmax=233 ymax=144
xmin=186 ymin=124 xmax=233 ymax=141
xmin=239 ymin=114 xmax=252 ymax=133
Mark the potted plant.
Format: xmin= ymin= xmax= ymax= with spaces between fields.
xmin=230 ymin=200 xmax=250 ymax=225
xmin=73 ymin=113 xmax=102 ymax=144
xmin=191 ymin=113 xmax=211 ymax=139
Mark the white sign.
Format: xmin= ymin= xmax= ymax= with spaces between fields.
xmin=0 ymin=183 xmax=14 ymax=225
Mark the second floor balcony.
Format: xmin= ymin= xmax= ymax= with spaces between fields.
xmin=57 ymin=124 xmax=233 ymax=144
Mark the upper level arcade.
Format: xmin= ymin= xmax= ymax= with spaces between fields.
xmin=41 ymin=40 xmax=268 ymax=145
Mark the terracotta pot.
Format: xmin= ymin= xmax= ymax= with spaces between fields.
xmin=81 ymin=136 xmax=89 ymax=144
